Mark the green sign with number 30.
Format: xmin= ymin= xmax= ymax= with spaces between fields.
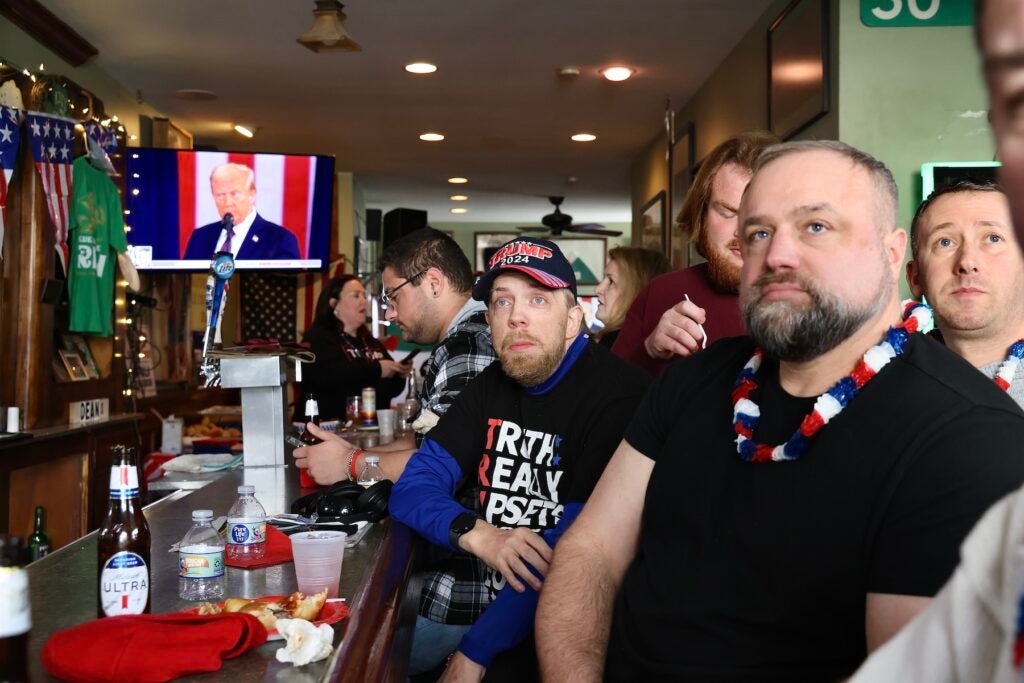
xmin=861 ymin=0 xmax=974 ymax=27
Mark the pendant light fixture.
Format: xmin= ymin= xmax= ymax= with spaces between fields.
xmin=297 ymin=0 xmax=362 ymax=53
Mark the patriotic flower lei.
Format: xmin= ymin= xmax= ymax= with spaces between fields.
xmin=995 ymin=340 xmax=1024 ymax=392
xmin=732 ymin=300 xmax=933 ymax=463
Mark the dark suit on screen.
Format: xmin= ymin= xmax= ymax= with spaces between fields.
xmin=183 ymin=213 xmax=301 ymax=260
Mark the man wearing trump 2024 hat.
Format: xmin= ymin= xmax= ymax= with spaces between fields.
xmin=389 ymin=237 xmax=649 ymax=681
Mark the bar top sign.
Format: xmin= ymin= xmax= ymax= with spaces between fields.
xmin=861 ymin=0 xmax=974 ymax=26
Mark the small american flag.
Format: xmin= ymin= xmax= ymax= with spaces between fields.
xmin=26 ymin=111 xmax=75 ymax=274
xmin=84 ymin=120 xmax=118 ymax=154
xmin=0 ymin=105 xmax=20 ymax=260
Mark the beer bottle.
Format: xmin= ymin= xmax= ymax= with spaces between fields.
xmin=98 ymin=445 xmax=151 ymax=617
xmin=28 ymin=506 xmax=51 ymax=561
xmin=0 ymin=535 xmax=30 ymax=683
xmin=299 ymin=394 xmax=322 ymax=446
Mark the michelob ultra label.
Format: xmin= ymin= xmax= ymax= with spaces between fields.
xmin=228 ymin=519 xmax=266 ymax=546
xmin=109 ymin=464 xmax=140 ymax=498
xmin=100 ymin=551 xmax=149 ymax=616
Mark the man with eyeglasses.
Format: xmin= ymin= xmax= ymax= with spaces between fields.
xmin=183 ymin=162 xmax=300 ymax=260
xmin=297 ymin=227 xmax=496 ymax=483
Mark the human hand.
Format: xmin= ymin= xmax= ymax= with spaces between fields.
xmin=292 ymin=423 xmax=356 ymax=485
xmin=379 ymin=359 xmax=411 ymax=378
xmin=462 ymin=522 xmax=553 ymax=592
xmin=643 ymin=298 xmax=707 ymax=360
xmin=438 ymin=652 xmax=486 ymax=683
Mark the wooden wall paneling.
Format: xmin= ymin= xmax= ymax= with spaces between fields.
xmin=9 ymin=452 xmax=89 ymax=551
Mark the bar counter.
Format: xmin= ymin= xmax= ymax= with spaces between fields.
xmin=25 ymin=464 xmax=421 ymax=682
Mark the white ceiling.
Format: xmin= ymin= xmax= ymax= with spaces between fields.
xmin=40 ymin=0 xmax=773 ymax=224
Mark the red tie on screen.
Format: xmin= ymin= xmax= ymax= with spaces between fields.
xmin=218 ymin=225 xmax=236 ymax=254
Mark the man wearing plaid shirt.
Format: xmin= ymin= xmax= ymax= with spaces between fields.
xmin=299 ymin=227 xmax=496 ymax=483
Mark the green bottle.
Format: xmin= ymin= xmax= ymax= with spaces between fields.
xmin=28 ymin=506 xmax=50 ymax=562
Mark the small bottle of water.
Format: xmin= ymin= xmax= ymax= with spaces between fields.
xmin=226 ymin=485 xmax=267 ymax=562
xmin=357 ymin=455 xmax=385 ymax=489
xmin=178 ymin=509 xmax=225 ymax=601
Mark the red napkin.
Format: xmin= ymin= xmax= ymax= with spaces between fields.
xmin=41 ymin=612 xmax=267 ymax=683
xmin=226 ymin=524 xmax=293 ymax=569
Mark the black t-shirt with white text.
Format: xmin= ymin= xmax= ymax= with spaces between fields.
xmin=429 ymin=340 xmax=649 ymax=598
xmin=606 ymin=333 xmax=1024 ymax=682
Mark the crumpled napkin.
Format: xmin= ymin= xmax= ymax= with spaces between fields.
xmin=274 ymin=618 xmax=334 ymax=666
xmin=412 ymin=408 xmax=440 ymax=434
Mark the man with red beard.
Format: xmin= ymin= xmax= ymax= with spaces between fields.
xmin=390 ymin=237 xmax=649 ymax=681
xmin=612 ymin=131 xmax=779 ymax=376
xmin=536 ymin=141 xmax=1024 ymax=681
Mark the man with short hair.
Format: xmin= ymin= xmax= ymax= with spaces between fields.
xmin=537 ymin=141 xmax=1024 ymax=681
xmin=296 ymin=227 xmax=496 ymax=484
xmin=183 ymin=163 xmax=300 ymax=260
xmin=906 ymin=181 xmax=1024 ymax=407
xmin=390 ymin=238 xmax=649 ymax=679
xmin=612 ymin=131 xmax=779 ymax=376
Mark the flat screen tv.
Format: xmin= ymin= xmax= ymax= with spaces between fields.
xmin=123 ymin=149 xmax=334 ymax=270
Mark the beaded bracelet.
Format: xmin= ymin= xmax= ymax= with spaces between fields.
xmin=348 ymin=448 xmax=364 ymax=481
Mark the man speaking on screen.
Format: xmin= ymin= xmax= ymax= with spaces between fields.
xmin=183 ymin=162 xmax=300 ymax=260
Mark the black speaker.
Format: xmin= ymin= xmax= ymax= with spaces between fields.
xmin=366 ymin=208 xmax=382 ymax=241
xmin=382 ymin=208 xmax=427 ymax=250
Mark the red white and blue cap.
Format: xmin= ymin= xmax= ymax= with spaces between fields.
xmin=472 ymin=237 xmax=577 ymax=301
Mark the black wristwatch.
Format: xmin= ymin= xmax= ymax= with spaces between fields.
xmin=448 ymin=512 xmax=479 ymax=552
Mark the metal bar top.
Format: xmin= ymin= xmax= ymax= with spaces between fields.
xmin=26 ymin=465 xmax=394 ymax=682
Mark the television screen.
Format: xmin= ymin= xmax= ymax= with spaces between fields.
xmin=123 ymin=149 xmax=335 ymax=270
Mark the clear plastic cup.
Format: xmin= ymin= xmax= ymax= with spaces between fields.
xmin=377 ymin=409 xmax=396 ymax=435
xmin=290 ymin=531 xmax=347 ymax=598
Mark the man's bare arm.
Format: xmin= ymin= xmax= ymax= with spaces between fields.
xmin=296 ymin=424 xmax=417 ymax=483
xmin=536 ymin=441 xmax=653 ymax=682
xmin=865 ymin=593 xmax=932 ymax=653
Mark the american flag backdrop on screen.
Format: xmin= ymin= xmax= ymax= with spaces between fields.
xmin=0 ymin=105 xmax=21 ymax=259
xmin=176 ymin=152 xmax=320 ymax=258
xmin=26 ymin=111 xmax=75 ymax=274
xmin=296 ymin=256 xmax=348 ymax=336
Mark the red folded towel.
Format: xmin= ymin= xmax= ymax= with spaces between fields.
xmin=42 ymin=612 xmax=267 ymax=683
xmin=225 ymin=524 xmax=293 ymax=569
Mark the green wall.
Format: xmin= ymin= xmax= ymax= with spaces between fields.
xmin=837 ymin=0 xmax=993 ymax=237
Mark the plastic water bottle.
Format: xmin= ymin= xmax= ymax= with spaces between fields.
xmin=226 ymin=485 xmax=267 ymax=562
xmin=178 ymin=510 xmax=225 ymax=601
xmin=357 ymin=455 xmax=385 ymax=489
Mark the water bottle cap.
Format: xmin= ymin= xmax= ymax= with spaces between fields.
xmin=238 ymin=485 xmax=255 ymax=495
xmin=192 ymin=509 xmax=213 ymax=521
xmin=365 ymin=455 xmax=380 ymax=465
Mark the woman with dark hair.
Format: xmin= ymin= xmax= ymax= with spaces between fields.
xmin=301 ymin=275 xmax=409 ymax=421
xmin=594 ymin=247 xmax=671 ymax=348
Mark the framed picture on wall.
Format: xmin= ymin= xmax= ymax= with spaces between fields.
xmin=554 ymin=237 xmax=607 ymax=286
xmin=474 ymin=232 xmax=520 ymax=272
xmin=60 ymin=350 xmax=91 ymax=382
xmin=669 ymin=120 xmax=697 ymax=269
xmin=639 ymin=192 xmax=667 ymax=255
xmin=768 ymin=0 xmax=830 ymax=140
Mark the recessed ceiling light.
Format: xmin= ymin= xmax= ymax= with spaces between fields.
xmin=405 ymin=62 xmax=437 ymax=74
xmin=234 ymin=124 xmax=254 ymax=138
xmin=557 ymin=66 xmax=581 ymax=79
xmin=600 ymin=66 xmax=635 ymax=82
xmin=419 ymin=132 xmax=445 ymax=142
xmin=571 ymin=133 xmax=597 ymax=142
xmin=450 ymin=207 xmax=468 ymax=214
xmin=448 ymin=177 xmax=468 ymax=184
xmin=450 ymin=194 xmax=469 ymax=201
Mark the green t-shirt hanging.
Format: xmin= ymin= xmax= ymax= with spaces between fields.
xmin=68 ymin=157 xmax=127 ymax=336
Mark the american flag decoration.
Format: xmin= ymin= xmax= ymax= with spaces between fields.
xmin=84 ymin=120 xmax=118 ymax=154
xmin=0 ymin=105 xmax=21 ymax=260
xmin=26 ymin=111 xmax=76 ymax=274
xmin=296 ymin=256 xmax=348 ymax=336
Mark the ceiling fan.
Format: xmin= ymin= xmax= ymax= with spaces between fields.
xmin=517 ymin=196 xmax=622 ymax=237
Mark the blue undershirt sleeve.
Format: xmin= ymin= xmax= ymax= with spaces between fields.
xmin=456 ymin=502 xmax=583 ymax=668
xmin=388 ymin=437 xmax=473 ymax=550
